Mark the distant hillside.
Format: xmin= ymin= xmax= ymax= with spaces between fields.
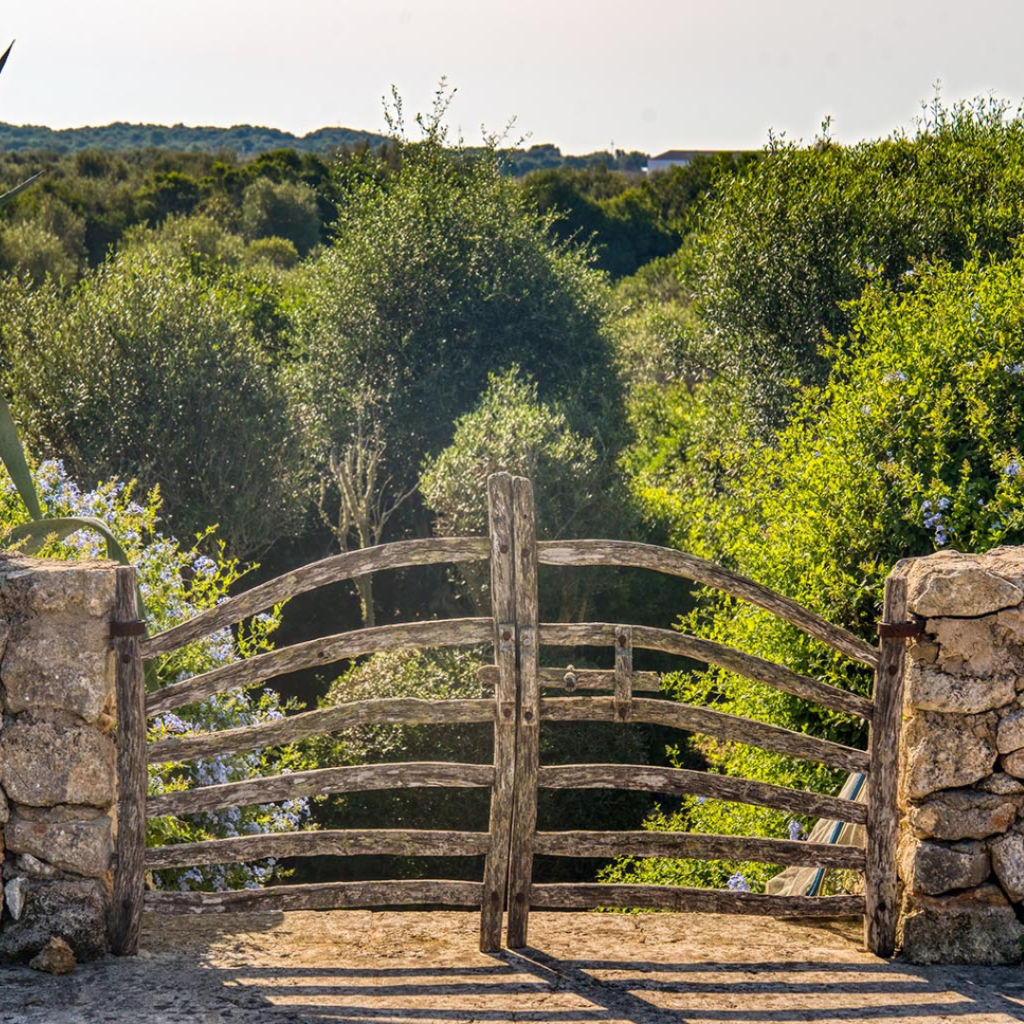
xmin=0 ymin=121 xmax=391 ymax=156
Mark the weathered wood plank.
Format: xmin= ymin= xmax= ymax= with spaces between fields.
xmin=148 ymin=762 xmax=495 ymax=818
xmin=507 ymin=475 xmax=540 ymax=950
xmin=865 ymin=572 xmax=909 ymax=958
xmin=478 ymin=665 xmax=662 ymax=693
xmin=142 ymin=538 xmax=490 ymax=658
xmin=539 ymin=697 xmax=870 ymax=773
xmin=532 ymin=830 xmax=866 ymax=869
xmin=537 ymin=540 xmax=878 ymax=668
xmin=480 ymin=473 xmax=518 ymax=953
xmin=614 ymin=625 xmax=633 ymax=721
xmin=537 ymin=764 xmax=867 ymax=824
xmin=539 ymin=622 xmax=873 ymax=721
xmin=145 ymin=829 xmax=491 ymax=869
xmin=148 ymin=698 xmax=496 ymax=764
xmin=146 ymin=618 xmax=493 ymax=717
xmin=110 ymin=566 xmax=147 ymax=957
xmin=145 ymin=880 xmax=485 ymax=915
xmin=528 ymin=883 xmax=865 ymax=917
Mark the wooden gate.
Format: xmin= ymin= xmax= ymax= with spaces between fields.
xmin=110 ymin=473 xmax=903 ymax=959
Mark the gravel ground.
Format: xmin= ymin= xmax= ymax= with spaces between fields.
xmin=1 ymin=910 xmax=1024 ymax=1024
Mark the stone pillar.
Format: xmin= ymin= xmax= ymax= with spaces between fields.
xmin=896 ymin=548 xmax=1024 ymax=963
xmin=0 ymin=553 xmax=118 ymax=963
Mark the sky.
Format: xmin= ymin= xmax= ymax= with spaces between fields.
xmin=2 ymin=1 xmax=1024 ymax=155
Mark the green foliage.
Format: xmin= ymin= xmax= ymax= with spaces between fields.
xmin=1 ymin=246 xmax=302 ymax=556
xmin=689 ymin=99 xmax=1024 ymax=425
xmin=420 ymin=367 xmax=604 ymax=538
xmin=240 ymin=178 xmax=320 ymax=256
xmin=290 ymin=105 xmax=616 ymax=496
xmin=0 ymin=459 xmax=314 ymax=892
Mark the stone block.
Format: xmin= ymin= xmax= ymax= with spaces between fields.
xmin=29 ymin=936 xmax=76 ymax=975
xmin=998 ymin=709 xmax=1024 ymax=754
xmin=0 ymin=555 xmax=116 ymax=618
xmin=0 ymin=878 xmax=109 ymax=962
xmin=1002 ymin=749 xmax=1024 ymax=778
xmin=991 ymin=832 xmax=1024 ymax=901
xmin=0 ymin=714 xmax=115 ymax=808
xmin=0 ymin=785 xmax=8 ymax=824
xmin=2 ymin=616 xmax=113 ymax=723
xmin=898 ymin=836 xmax=990 ymax=895
xmin=902 ymin=712 xmax=997 ymax=799
xmin=898 ymin=885 xmax=1024 ymax=964
xmin=928 ymin=617 xmax=1017 ymax=678
xmin=908 ymin=789 xmax=1017 ymax=840
xmin=978 ymin=772 xmax=1024 ymax=795
xmin=5 ymin=815 xmax=113 ymax=879
xmin=904 ymin=664 xmax=1015 ymax=714
xmin=906 ymin=554 xmax=1024 ymax=619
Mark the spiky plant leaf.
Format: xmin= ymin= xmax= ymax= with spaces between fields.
xmin=0 ymin=171 xmax=41 ymax=208
xmin=0 ymin=393 xmax=42 ymax=519
xmin=0 ymin=40 xmax=13 ymax=78
xmin=4 ymin=515 xmax=130 ymax=562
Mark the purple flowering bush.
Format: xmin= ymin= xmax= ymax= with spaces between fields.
xmin=4 ymin=459 xmax=313 ymax=892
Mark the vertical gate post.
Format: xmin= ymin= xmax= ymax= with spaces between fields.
xmin=865 ymin=573 xmax=908 ymax=957
xmin=110 ymin=566 xmax=147 ymax=956
xmin=507 ymin=476 xmax=540 ymax=949
xmin=480 ymin=474 xmax=518 ymax=952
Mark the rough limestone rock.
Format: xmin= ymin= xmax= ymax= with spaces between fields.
xmin=908 ymin=789 xmax=1017 ymax=840
xmin=13 ymin=855 xmax=59 ymax=879
xmin=0 ymin=555 xmax=116 ymax=618
xmin=5 ymin=815 xmax=113 ymax=879
xmin=1001 ymin=749 xmax=1024 ymax=778
xmin=5 ymin=876 xmax=27 ymax=920
xmin=0 ymin=878 xmax=109 ymax=962
xmin=28 ymin=936 xmax=76 ymax=975
xmin=2 ymin=616 xmax=113 ymax=723
xmin=898 ymin=885 xmax=1024 ymax=964
xmin=906 ymin=555 xmax=1024 ymax=619
xmin=904 ymin=664 xmax=1015 ymax=714
xmin=0 ymin=714 xmax=115 ymax=808
xmin=0 ymin=785 xmax=8 ymax=824
xmin=978 ymin=772 xmax=1024 ymax=795
xmin=997 ymin=708 xmax=1024 ymax=753
xmin=902 ymin=712 xmax=997 ymax=799
xmin=990 ymin=832 xmax=1024 ymax=901
xmin=898 ymin=837 xmax=990 ymax=896
xmin=927 ymin=617 xmax=1017 ymax=678
xmin=13 ymin=803 xmax=106 ymax=824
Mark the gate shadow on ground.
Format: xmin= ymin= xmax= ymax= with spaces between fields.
xmin=209 ymin=951 xmax=1024 ymax=1023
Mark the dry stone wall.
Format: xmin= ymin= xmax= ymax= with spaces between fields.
xmin=897 ymin=548 xmax=1024 ymax=963
xmin=0 ymin=554 xmax=118 ymax=963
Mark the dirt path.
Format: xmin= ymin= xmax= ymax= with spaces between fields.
xmin=1 ymin=911 xmax=1024 ymax=1023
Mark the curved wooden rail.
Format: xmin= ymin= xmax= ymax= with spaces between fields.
xmin=528 ymin=883 xmax=865 ymax=917
xmin=533 ymin=830 xmax=865 ymax=870
xmin=538 ymin=540 xmax=878 ymax=668
xmin=145 ymin=880 xmax=485 ymax=914
xmin=540 ymin=697 xmax=869 ymax=773
xmin=143 ymin=537 xmax=491 ymax=659
xmin=148 ymin=698 xmax=496 ymax=764
xmin=146 ymin=618 xmax=492 ymax=716
xmin=145 ymin=829 xmax=491 ymax=869
xmin=538 ymin=764 xmax=867 ymax=824
xmin=540 ymin=622 xmax=873 ymax=720
xmin=148 ymin=761 xmax=496 ymax=818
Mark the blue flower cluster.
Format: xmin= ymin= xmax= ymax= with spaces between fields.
xmin=727 ymin=872 xmax=752 ymax=892
xmin=922 ymin=497 xmax=950 ymax=547
xmin=787 ymin=820 xmax=806 ymax=841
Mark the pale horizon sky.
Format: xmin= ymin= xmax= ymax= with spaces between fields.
xmin=2 ymin=1 xmax=1023 ymax=155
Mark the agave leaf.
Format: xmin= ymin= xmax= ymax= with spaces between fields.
xmin=4 ymin=515 xmax=130 ymax=562
xmin=0 ymin=171 xmax=41 ymax=209
xmin=0 ymin=40 xmax=13 ymax=79
xmin=0 ymin=393 xmax=42 ymax=519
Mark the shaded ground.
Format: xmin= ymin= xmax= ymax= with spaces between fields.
xmin=2 ymin=910 xmax=1024 ymax=1023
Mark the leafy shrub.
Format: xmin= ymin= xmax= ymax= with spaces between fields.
xmin=3 ymin=458 xmax=314 ymax=891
